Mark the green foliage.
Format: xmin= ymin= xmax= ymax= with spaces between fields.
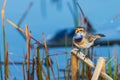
xmin=113 ymin=52 xmax=117 ymax=80
xmin=36 ymin=47 xmax=43 ymax=80
xmin=107 ymin=41 xmax=112 ymax=77
xmin=113 ymin=58 xmax=117 ymax=80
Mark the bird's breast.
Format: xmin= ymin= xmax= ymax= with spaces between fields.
xmin=73 ymin=33 xmax=83 ymax=42
xmin=75 ymin=38 xmax=94 ymax=48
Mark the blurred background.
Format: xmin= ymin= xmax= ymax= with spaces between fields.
xmin=1 ymin=0 xmax=120 ymax=80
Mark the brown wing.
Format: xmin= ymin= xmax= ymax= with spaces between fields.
xmin=85 ymin=33 xmax=95 ymax=43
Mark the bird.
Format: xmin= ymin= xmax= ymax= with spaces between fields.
xmin=73 ymin=27 xmax=105 ymax=56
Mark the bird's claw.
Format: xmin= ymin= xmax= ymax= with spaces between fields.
xmin=76 ymin=49 xmax=81 ymax=55
xmin=83 ymin=54 xmax=88 ymax=60
xmin=75 ymin=49 xmax=88 ymax=60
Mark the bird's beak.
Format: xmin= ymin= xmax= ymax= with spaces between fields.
xmin=75 ymin=30 xmax=80 ymax=33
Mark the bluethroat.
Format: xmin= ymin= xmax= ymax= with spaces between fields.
xmin=73 ymin=27 xmax=105 ymax=55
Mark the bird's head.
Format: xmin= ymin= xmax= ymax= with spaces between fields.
xmin=75 ymin=27 xmax=86 ymax=36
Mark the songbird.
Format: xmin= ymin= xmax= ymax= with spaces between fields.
xmin=73 ymin=27 xmax=105 ymax=55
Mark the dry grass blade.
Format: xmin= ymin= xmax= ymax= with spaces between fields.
xmin=7 ymin=19 xmax=44 ymax=47
xmin=39 ymin=62 xmax=49 ymax=80
xmin=49 ymin=58 xmax=56 ymax=80
xmin=25 ymin=24 xmax=31 ymax=80
xmin=42 ymin=33 xmax=48 ymax=53
xmin=1 ymin=0 xmax=6 ymax=27
xmin=42 ymin=33 xmax=50 ymax=79
xmin=42 ymin=33 xmax=56 ymax=80
xmin=7 ymin=19 xmax=25 ymax=33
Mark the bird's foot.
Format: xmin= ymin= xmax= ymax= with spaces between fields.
xmin=75 ymin=49 xmax=88 ymax=60
xmin=76 ymin=49 xmax=81 ymax=55
xmin=83 ymin=53 xmax=89 ymax=60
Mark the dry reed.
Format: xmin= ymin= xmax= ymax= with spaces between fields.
xmin=25 ymin=25 xmax=31 ymax=80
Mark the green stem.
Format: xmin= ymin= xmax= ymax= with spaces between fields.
xmin=37 ymin=47 xmax=43 ymax=80
xmin=107 ymin=41 xmax=112 ymax=77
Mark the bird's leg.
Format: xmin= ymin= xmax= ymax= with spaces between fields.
xmin=75 ymin=49 xmax=87 ymax=59
xmin=84 ymin=53 xmax=88 ymax=60
xmin=84 ymin=48 xmax=90 ymax=60
xmin=82 ymin=49 xmax=86 ymax=60
xmin=76 ymin=48 xmax=81 ymax=55
xmin=83 ymin=49 xmax=90 ymax=60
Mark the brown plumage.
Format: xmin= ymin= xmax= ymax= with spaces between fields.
xmin=73 ymin=27 xmax=105 ymax=49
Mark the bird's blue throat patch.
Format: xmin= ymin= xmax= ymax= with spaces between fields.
xmin=73 ymin=33 xmax=83 ymax=42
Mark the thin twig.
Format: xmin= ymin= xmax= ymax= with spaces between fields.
xmin=18 ymin=2 xmax=33 ymax=26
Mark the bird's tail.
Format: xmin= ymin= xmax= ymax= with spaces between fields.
xmin=95 ymin=34 xmax=105 ymax=38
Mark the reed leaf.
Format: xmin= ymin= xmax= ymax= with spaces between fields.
xmin=40 ymin=61 xmax=49 ymax=80
xmin=36 ymin=47 xmax=43 ymax=80
xmin=1 ymin=0 xmax=6 ymax=27
xmin=43 ymin=36 xmax=56 ymax=80
xmin=42 ymin=33 xmax=56 ymax=80
xmin=7 ymin=19 xmax=44 ymax=47
xmin=107 ymin=41 xmax=112 ymax=77
xmin=49 ymin=59 xmax=56 ymax=80
xmin=113 ymin=50 xmax=117 ymax=80
xmin=42 ymin=33 xmax=50 ymax=80
xmin=5 ymin=43 xmax=9 ymax=80
xmin=1 ymin=0 xmax=8 ymax=79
